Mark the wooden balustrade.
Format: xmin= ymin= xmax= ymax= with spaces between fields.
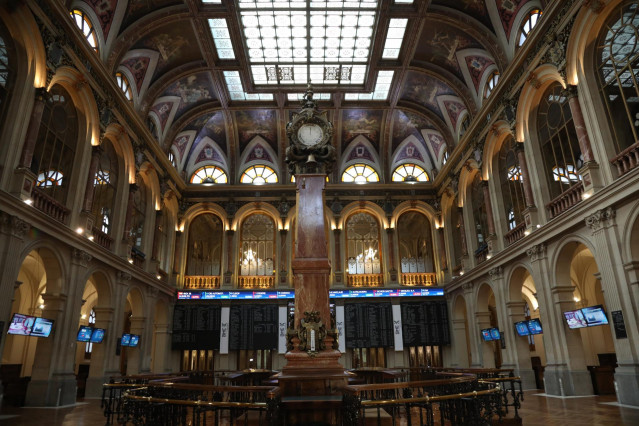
xmin=92 ymin=227 xmax=114 ymax=250
xmin=400 ymin=272 xmax=436 ymax=286
xmin=504 ymin=222 xmax=526 ymax=246
xmin=546 ymin=183 xmax=584 ymax=218
xmin=347 ymin=273 xmax=383 ymax=287
xmin=31 ymin=188 xmax=70 ymax=224
xmin=184 ymin=275 xmax=220 ymax=289
xmin=238 ymin=275 xmax=275 ymax=288
xmin=610 ymin=141 xmax=639 ymax=177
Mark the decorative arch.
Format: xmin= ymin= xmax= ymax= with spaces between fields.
xmin=232 ymin=202 xmax=283 ymax=232
xmin=390 ymin=135 xmax=433 ymax=176
xmin=186 ymin=136 xmax=228 ymax=178
xmin=340 ymin=135 xmax=382 ymax=172
xmin=138 ymin=162 xmax=162 ymax=211
xmin=481 ymin=121 xmax=515 ymax=180
xmin=623 ymin=201 xmax=639 ymax=262
xmin=18 ymin=242 xmax=67 ymax=295
xmin=457 ymin=159 xmax=481 ymax=207
xmin=238 ymin=136 xmax=280 ymax=181
xmin=180 ymin=202 xmax=229 ymax=232
xmin=336 ymin=201 xmax=389 ymax=230
xmin=389 ymin=200 xmax=438 ymax=229
xmin=117 ymin=49 xmax=160 ymax=106
xmin=126 ymin=286 xmax=146 ymax=318
xmin=70 ymin=2 xmax=106 ymax=56
xmin=475 ymin=281 xmax=498 ymax=313
xmin=103 ymin=123 xmax=136 ymax=184
xmin=506 ymin=1 xmax=544 ymax=57
xmin=81 ymin=268 xmax=113 ymax=308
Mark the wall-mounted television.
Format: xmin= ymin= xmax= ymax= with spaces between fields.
xmin=481 ymin=329 xmax=494 ymax=341
xmin=489 ymin=328 xmax=501 ymax=340
xmin=581 ymin=305 xmax=609 ymax=326
xmin=129 ymin=335 xmax=140 ymax=347
xmin=121 ymin=333 xmax=132 ymax=346
xmin=90 ymin=328 xmax=106 ymax=343
xmin=527 ymin=319 xmax=543 ymax=335
xmin=7 ymin=313 xmax=35 ymax=336
xmin=77 ymin=326 xmax=94 ymax=342
xmin=515 ymin=321 xmax=530 ymax=336
xmin=30 ymin=317 xmax=54 ymax=337
xmin=564 ymin=310 xmax=588 ymax=329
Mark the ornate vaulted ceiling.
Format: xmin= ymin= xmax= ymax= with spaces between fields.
xmin=75 ymin=0 xmax=538 ymax=185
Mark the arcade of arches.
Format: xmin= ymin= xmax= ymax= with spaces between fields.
xmin=1 ymin=0 xmax=639 ymax=413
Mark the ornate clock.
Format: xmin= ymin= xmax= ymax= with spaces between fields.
xmin=286 ymin=86 xmax=335 ymax=175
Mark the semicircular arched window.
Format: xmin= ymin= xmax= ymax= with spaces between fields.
xmin=36 ymin=170 xmax=64 ymax=187
xmin=517 ymin=9 xmax=542 ymax=47
xmin=240 ymin=165 xmax=278 ymax=184
xmin=70 ymin=9 xmax=98 ymax=52
xmin=346 ymin=212 xmax=382 ymax=278
xmin=596 ymin=1 xmax=639 ymax=155
xmin=115 ymin=72 xmax=132 ymax=101
xmin=484 ymin=71 xmax=500 ymax=99
xmin=391 ymin=164 xmax=429 ymax=183
xmin=342 ymin=164 xmax=380 ymax=184
xmin=240 ymin=213 xmax=275 ymax=277
xmin=190 ymin=165 xmax=228 ymax=184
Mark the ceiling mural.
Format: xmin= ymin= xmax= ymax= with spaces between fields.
xmin=193 ymin=142 xmax=226 ymax=167
xmin=245 ymin=142 xmax=275 ymax=165
xmin=235 ymin=110 xmax=279 ymax=152
xmin=394 ymin=141 xmax=426 ymax=164
xmin=82 ymin=0 xmax=119 ymax=41
xmin=341 ymin=109 xmax=384 ymax=152
xmin=120 ymin=0 xmax=182 ymax=34
xmin=431 ymin=0 xmax=495 ymax=32
xmin=176 ymin=112 xmax=227 ymax=168
xmin=172 ymin=131 xmax=195 ymax=164
xmin=496 ymin=0 xmax=532 ymax=39
xmin=130 ymin=21 xmax=200 ymax=85
xmin=158 ymin=72 xmax=217 ymax=121
xmin=391 ymin=110 xmax=435 ymax=153
xmin=442 ymin=99 xmax=467 ymax=134
xmin=120 ymin=55 xmax=151 ymax=93
xmin=463 ymin=54 xmax=496 ymax=93
xmin=400 ymin=71 xmax=459 ymax=122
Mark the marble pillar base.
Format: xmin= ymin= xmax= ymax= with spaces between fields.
xmin=279 ymin=348 xmax=347 ymax=396
xmin=25 ymin=373 xmax=77 ymax=406
xmin=614 ymin=364 xmax=639 ymax=407
xmin=544 ymin=364 xmax=593 ymax=396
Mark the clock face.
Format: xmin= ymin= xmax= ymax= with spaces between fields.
xmin=297 ymin=123 xmax=324 ymax=147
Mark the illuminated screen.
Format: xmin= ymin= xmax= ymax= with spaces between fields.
xmin=31 ymin=317 xmax=54 ymax=338
xmin=490 ymin=328 xmax=501 ymax=340
xmin=7 ymin=313 xmax=35 ymax=336
xmin=515 ymin=321 xmax=530 ymax=336
xmin=564 ymin=310 xmax=588 ymax=329
xmin=129 ymin=335 xmax=140 ymax=347
xmin=121 ymin=334 xmax=132 ymax=346
xmin=581 ymin=305 xmax=608 ymax=327
xmin=77 ymin=326 xmax=94 ymax=342
xmin=527 ymin=319 xmax=543 ymax=335
xmin=90 ymin=328 xmax=106 ymax=343
xmin=481 ymin=329 xmax=493 ymax=341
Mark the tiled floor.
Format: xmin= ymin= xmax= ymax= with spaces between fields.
xmin=0 ymin=391 xmax=637 ymax=425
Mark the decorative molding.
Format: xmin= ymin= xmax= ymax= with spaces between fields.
xmin=0 ymin=212 xmax=30 ymax=239
xmin=117 ymin=271 xmax=132 ymax=283
xmin=462 ymin=282 xmax=473 ymax=292
xmin=585 ymin=207 xmax=616 ymax=231
xmin=583 ymin=0 xmax=605 ymax=14
xmin=526 ymin=243 xmax=546 ymax=262
xmin=72 ymin=249 xmax=92 ymax=267
xmin=488 ymin=266 xmax=503 ymax=280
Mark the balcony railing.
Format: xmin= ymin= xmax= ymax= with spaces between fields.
xmin=401 ymin=272 xmax=436 ymax=286
xmin=238 ymin=275 xmax=275 ymax=289
xmin=504 ymin=222 xmax=526 ymax=246
xmin=347 ymin=273 xmax=383 ymax=287
xmin=31 ymin=188 xmax=70 ymax=224
xmin=184 ymin=275 xmax=220 ymax=289
xmin=474 ymin=243 xmax=488 ymax=264
xmin=611 ymin=141 xmax=639 ymax=177
xmin=546 ymin=183 xmax=584 ymax=219
xmin=92 ymin=227 xmax=114 ymax=251
xmin=131 ymin=247 xmax=145 ymax=268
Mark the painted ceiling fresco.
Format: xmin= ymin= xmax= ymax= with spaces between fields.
xmin=173 ymin=112 xmax=227 ymax=166
xmin=83 ymin=0 xmax=119 ymax=41
xmin=431 ymin=0 xmax=494 ymax=32
xmin=235 ymin=110 xmax=279 ymax=153
xmin=496 ymin=0 xmax=532 ymax=39
xmin=391 ymin=110 xmax=434 ymax=153
xmin=401 ymin=72 xmax=461 ymax=122
xmin=341 ymin=109 xmax=384 ymax=152
xmin=120 ymin=0 xmax=182 ymax=34
xmin=157 ymin=72 xmax=217 ymax=120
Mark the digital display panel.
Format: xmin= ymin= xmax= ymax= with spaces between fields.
xmin=581 ymin=305 xmax=609 ymax=326
xmin=90 ymin=328 xmax=106 ymax=343
xmin=176 ymin=288 xmax=444 ymax=300
xmin=490 ymin=328 xmax=501 ymax=340
xmin=129 ymin=335 xmax=140 ymax=347
xmin=7 ymin=313 xmax=35 ymax=336
xmin=77 ymin=326 xmax=94 ymax=342
xmin=515 ymin=321 xmax=530 ymax=336
xmin=121 ymin=333 xmax=132 ymax=346
xmin=564 ymin=310 xmax=588 ymax=329
xmin=30 ymin=317 xmax=54 ymax=338
xmin=481 ymin=329 xmax=493 ymax=341
xmin=527 ymin=319 xmax=543 ymax=335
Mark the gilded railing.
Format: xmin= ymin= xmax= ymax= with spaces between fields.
xmin=400 ymin=272 xmax=436 ymax=286
xmin=238 ymin=275 xmax=275 ymax=289
xmin=347 ymin=273 xmax=383 ymax=287
xmin=184 ymin=275 xmax=220 ymax=289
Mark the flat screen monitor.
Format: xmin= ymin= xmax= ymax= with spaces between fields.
xmin=31 ymin=317 xmax=54 ymax=338
xmin=77 ymin=326 xmax=93 ymax=342
xmin=515 ymin=321 xmax=530 ymax=336
xmin=527 ymin=319 xmax=543 ymax=335
xmin=90 ymin=328 xmax=106 ymax=343
xmin=481 ymin=329 xmax=493 ymax=341
xmin=564 ymin=309 xmax=588 ymax=329
xmin=581 ymin=305 xmax=609 ymax=327
xmin=129 ymin=335 xmax=140 ymax=347
xmin=121 ymin=333 xmax=132 ymax=347
xmin=7 ymin=313 xmax=35 ymax=336
xmin=490 ymin=328 xmax=501 ymax=340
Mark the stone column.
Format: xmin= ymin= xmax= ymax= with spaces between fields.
xmin=172 ymin=230 xmax=183 ymax=276
xmin=104 ymin=272 xmax=131 ymax=377
xmin=279 ymin=229 xmax=288 ymax=286
xmin=126 ymin=316 xmax=147 ymax=375
xmin=122 ymin=183 xmax=138 ymax=242
xmin=515 ymin=144 xmax=535 ymax=208
xmin=585 ymin=208 xmax=639 ymax=406
xmin=437 ymin=227 xmax=447 ymax=272
xmin=85 ymin=307 xmax=115 ymax=397
xmin=224 ymin=229 xmax=235 ymax=287
xmin=505 ymin=301 xmax=536 ymax=389
xmin=152 ymin=322 xmax=172 ymax=373
xmin=462 ymin=283 xmax=480 ymax=366
xmin=386 ymin=227 xmax=398 ymax=283
xmin=81 ymin=145 xmax=103 ymax=213
xmin=333 ymin=228 xmax=343 ymax=286
xmin=481 ymin=181 xmax=496 ymax=237
xmin=458 ymin=207 xmax=468 ymax=257
xmin=151 ymin=210 xmax=163 ymax=261
xmin=476 ymin=311 xmax=495 ymax=368
xmin=451 ymin=318 xmax=470 ymax=368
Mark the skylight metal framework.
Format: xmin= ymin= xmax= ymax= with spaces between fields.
xmin=238 ymin=0 xmax=379 ymax=87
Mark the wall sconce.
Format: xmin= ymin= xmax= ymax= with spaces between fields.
xmin=24 ymin=199 xmax=33 ymax=205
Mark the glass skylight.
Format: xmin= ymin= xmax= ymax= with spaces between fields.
xmin=394 ymin=0 xmax=413 ymax=3
xmin=202 ymin=0 xmax=222 ymax=3
xmin=223 ymin=71 xmax=274 ymax=101
xmin=209 ymin=19 xmax=236 ymax=60
xmin=287 ymin=93 xmax=331 ymax=100
xmin=239 ymin=1 xmax=378 ymax=86
xmin=344 ymin=70 xmax=394 ymax=100
xmin=382 ymin=19 xmax=407 ymax=59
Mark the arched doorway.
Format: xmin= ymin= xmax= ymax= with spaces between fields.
xmin=451 ymin=295 xmax=471 ymax=368
xmin=476 ymin=283 xmax=501 ymax=368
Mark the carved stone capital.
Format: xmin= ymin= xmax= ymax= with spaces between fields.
xmin=117 ymin=271 xmax=132 ymax=283
xmin=148 ymin=287 xmax=159 ymax=299
xmin=488 ymin=266 xmax=503 ymax=280
xmin=526 ymin=243 xmax=546 ymax=262
xmin=72 ymin=249 xmax=92 ymax=267
xmin=585 ymin=207 xmax=616 ymax=231
xmin=0 ymin=212 xmax=30 ymax=239
xmin=462 ymin=282 xmax=474 ymax=292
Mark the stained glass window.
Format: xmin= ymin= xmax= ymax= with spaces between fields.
xmin=391 ymin=164 xmax=429 ymax=182
xmin=342 ymin=164 xmax=379 ymax=183
xmin=517 ymin=9 xmax=542 ymax=47
xmin=70 ymin=9 xmax=98 ymax=52
xmin=115 ymin=72 xmax=133 ymax=101
xmin=241 ymin=165 xmax=278 ymax=184
xmin=484 ymin=71 xmax=499 ymax=99
xmin=190 ymin=165 xmax=228 ymax=184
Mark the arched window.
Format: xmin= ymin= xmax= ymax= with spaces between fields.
xmin=187 ymin=213 xmax=224 ymax=277
xmin=392 ymin=164 xmax=429 ymax=183
xmin=168 ymin=152 xmax=177 ymax=168
xmin=346 ymin=212 xmax=381 ymax=276
xmin=91 ymin=140 xmax=119 ymax=235
xmin=596 ymin=1 xmax=639 ymax=154
xmin=130 ymin=179 xmax=147 ymax=249
xmin=190 ymin=165 xmax=228 ymax=184
xmin=537 ymin=83 xmax=583 ymax=199
xmin=470 ymin=174 xmax=489 ymax=249
xmin=239 ymin=213 xmax=275 ymax=276
xmin=240 ymin=165 xmax=278 ymax=184
xmin=115 ymin=72 xmax=133 ymax=101
xmin=484 ymin=71 xmax=499 ymax=99
xmin=517 ymin=9 xmax=542 ymax=47
xmin=397 ymin=212 xmax=434 ymax=275
xmin=70 ymin=9 xmax=98 ymax=52
xmin=32 ymin=85 xmax=78 ymax=205
xmin=342 ymin=164 xmax=380 ymax=183
xmin=442 ymin=151 xmax=449 ymax=165
xmin=498 ymin=137 xmax=526 ymax=231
